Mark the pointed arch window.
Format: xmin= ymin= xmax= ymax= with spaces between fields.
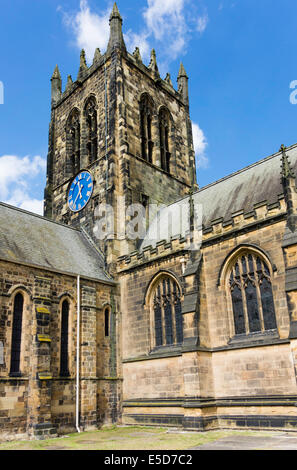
xmin=85 ymin=97 xmax=98 ymax=165
xmin=10 ymin=293 xmax=24 ymax=376
xmin=229 ymin=252 xmax=277 ymax=336
xmin=159 ymin=107 xmax=171 ymax=173
xmin=140 ymin=94 xmax=154 ymax=164
xmin=104 ymin=307 xmax=110 ymax=337
xmin=60 ymin=300 xmax=70 ymax=377
xmin=151 ymin=275 xmax=183 ymax=348
xmin=66 ymin=109 xmax=81 ymax=176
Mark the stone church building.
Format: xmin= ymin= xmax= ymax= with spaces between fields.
xmin=1 ymin=4 xmax=297 ymax=439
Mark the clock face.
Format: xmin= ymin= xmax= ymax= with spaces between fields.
xmin=68 ymin=171 xmax=94 ymax=212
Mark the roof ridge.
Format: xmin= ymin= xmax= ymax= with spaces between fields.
xmin=150 ymin=142 xmax=297 ymax=213
xmin=0 ymin=201 xmax=80 ymax=232
xmin=197 ymin=142 xmax=297 ymax=194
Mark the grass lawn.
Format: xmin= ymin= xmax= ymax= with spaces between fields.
xmin=0 ymin=426 xmax=277 ymax=451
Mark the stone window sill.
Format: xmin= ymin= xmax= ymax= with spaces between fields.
xmin=149 ymin=343 xmax=182 ymax=358
xmin=228 ymin=329 xmax=279 ymax=347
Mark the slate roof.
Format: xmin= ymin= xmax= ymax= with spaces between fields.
xmin=0 ymin=202 xmax=113 ymax=283
xmin=140 ymin=143 xmax=297 ymax=250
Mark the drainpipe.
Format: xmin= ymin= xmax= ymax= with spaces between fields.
xmin=76 ymin=275 xmax=81 ymax=433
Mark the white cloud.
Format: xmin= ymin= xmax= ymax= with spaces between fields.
xmin=192 ymin=122 xmax=208 ymax=169
xmin=143 ymin=0 xmax=209 ymax=60
xmin=124 ymin=30 xmax=151 ymax=61
xmin=60 ymin=0 xmax=208 ymax=66
xmin=60 ymin=0 xmax=110 ymax=63
xmin=0 ymin=155 xmax=46 ymax=215
xmin=196 ymin=14 xmax=208 ymax=34
xmin=143 ymin=0 xmax=186 ymax=41
xmin=5 ymin=191 xmax=44 ymax=216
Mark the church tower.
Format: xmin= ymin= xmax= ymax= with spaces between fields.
xmin=44 ymin=3 xmax=197 ymax=272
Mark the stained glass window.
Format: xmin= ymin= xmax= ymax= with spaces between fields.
xmin=60 ymin=300 xmax=70 ymax=377
xmin=10 ymin=293 xmax=23 ymax=376
xmin=152 ymin=276 xmax=183 ymax=347
xmin=229 ymin=252 xmax=277 ymax=336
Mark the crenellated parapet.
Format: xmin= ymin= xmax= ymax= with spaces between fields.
xmin=203 ymin=196 xmax=287 ymax=246
xmin=118 ymin=235 xmax=190 ymax=273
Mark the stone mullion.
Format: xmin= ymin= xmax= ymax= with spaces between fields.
xmin=165 ymin=124 xmax=170 ymax=172
xmin=238 ymin=260 xmax=250 ymax=335
xmin=143 ymin=112 xmax=148 ymax=161
xmin=140 ymin=108 xmax=146 ymax=160
xmin=160 ymin=281 xmax=166 ymax=346
xmin=161 ymin=123 xmax=167 ymax=171
xmin=228 ymin=271 xmax=236 ymax=338
xmin=230 ymin=266 xmax=239 ymax=334
xmin=253 ymin=255 xmax=265 ymax=332
xmin=170 ymin=280 xmax=177 ymax=344
xmin=152 ymin=113 xmax=160 ymax=167
xmin=147 ymin=113 xmax=153 ymax=163
xmin=160 ymin=122 xmax=165 ymax=170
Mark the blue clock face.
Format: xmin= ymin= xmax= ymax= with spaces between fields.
xmin=68 ymin=171 xmax=94 ymax=212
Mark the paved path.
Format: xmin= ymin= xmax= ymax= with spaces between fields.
xmin=193 ymin=432 xmax=297 ymax=450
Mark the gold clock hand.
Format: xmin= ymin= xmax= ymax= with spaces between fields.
xmin=74 ymin=182 xmax=83 ymax=205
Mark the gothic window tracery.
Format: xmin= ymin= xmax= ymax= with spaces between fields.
xmin=66 ymin=109 xmax=81 ymax=176
xmin=229 ymin=252 xmax=277 ymax=336
xmin=140 ymin=94 xmax=154 ymax=164
xmin=159 ymin=107 xmax=171 ymax=173
xmin=85 ymin=97 xmax=98 ymax=165
xmin=152 ymin=275 xmax=183 ymax=348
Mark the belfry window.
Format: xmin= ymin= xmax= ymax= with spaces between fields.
xmin=85 ymin=97 xmax=98 ymax=165
xmin=159 ymin=108 xmax=171 ymax=173
xmin=60 ymin=300 xmax=70 ymax=377
xmin=152 ymin=275 xmax=183 ymax=347
xmin=229 ymin=252 xmax=277 ymax=336
xmin=66 ymin=109 xmax=81 ymax=176
xmin=140 ymin=94 xmax=154 ymax=163
xmin=10 ymin=293 xmax=24 ymax=376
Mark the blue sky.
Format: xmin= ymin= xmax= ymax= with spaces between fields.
xmin=1 ymin=0 xmax=297 ymax=214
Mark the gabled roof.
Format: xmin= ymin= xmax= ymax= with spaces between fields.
xmin=140 ymin=143 xmax=297 ymax=250
xmin=0 ymin=202 xmax=113 ymax=283
xmin=193 ymin=144 xmax=297 ymax=227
